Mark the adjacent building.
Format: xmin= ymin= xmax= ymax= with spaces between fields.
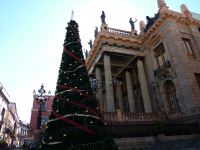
xmin=0 ymin=83 xmax=21 ymax=147
xmin=86 ymin=0 xmax=200 ymax=123
xmin=16 ymin=120 xmax=29 ymax=147
xmin=29 ymin=85 xmax=53 ymax=136
xmin=0 ymin=84 xmax=9 ymax=137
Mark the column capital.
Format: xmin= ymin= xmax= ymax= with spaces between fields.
xmin=94 ymin=64 xmax=102 ymax=70
xmin=104 ymin=52 xmax=111 ymax=57
xmin=137 ymin=58 xmax=144 ymax=67
xmin=114 ymin=77 xmax=123 ymax=85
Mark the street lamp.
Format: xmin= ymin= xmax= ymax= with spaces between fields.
xmin=33 ymin=84 xmax=51 ymax=130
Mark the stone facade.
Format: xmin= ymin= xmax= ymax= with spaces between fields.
xmin=29 ymin=95 xmax=53 ymax=136
xmin=16 ymin=120 xmax=29 ymax=147
xmin=86 ymin=1 xmax=200 ymax=124
xmin=0 ymin=83 xmax=20 ymax=147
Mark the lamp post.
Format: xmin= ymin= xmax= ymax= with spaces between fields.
xmin=33 ymin=84 xmax=50 ymax=130
xmin=89 ymin=77 xmax=97 ymax=93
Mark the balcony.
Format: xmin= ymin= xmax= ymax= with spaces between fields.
xmin=154 ymin=60 xmax=171 ymax=77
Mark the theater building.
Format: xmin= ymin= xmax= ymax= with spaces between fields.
xmin=86 ymin=0 xmax=200 ymax=148
xmin=29 ymin=0 xmax=200 ymax=148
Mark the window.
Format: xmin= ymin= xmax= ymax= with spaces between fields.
xmin=21 ymin=128 xmax=23 ymax=135
xmin=158 ymin=55 xmax=164 ymax=66
xmin=154 ymin=43 xmax=168 ymax=68
xmin=164 ymin=81 xmax=180 ymax=112
xmin=182 ymin=38 xmax=195 ymax=56
xmin=153 ymin=43 xmax=172 ymax=77
xmin=163 ymin=52 xmax=168 ymax=62
xmin=195 ymin=73 xmax=200 ymax=89
xmin=40 ymin=102 xmax=46 ymax=111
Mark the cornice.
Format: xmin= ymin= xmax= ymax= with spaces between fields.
xmin=86 ymin=30 xmax=142 ymax=70
xmin=86 ymin=9 xmax=200 ymax=71
xmin=142 ymin=9 xmax=200 ymax=42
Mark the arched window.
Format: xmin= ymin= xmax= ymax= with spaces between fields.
xmin=164 ymin=80 xmax=180 ymax=112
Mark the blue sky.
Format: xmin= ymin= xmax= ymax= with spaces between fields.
xmin=0 ymin=0 xmax=199 ymax=123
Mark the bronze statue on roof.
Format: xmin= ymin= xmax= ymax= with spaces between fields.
xmin=101 ymin=11 xmax=106 ymax=24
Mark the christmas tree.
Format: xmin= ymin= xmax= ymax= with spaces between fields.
xmin=40 ymin=19 xmax=117 ymax=149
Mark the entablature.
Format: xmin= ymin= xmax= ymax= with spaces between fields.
xmin=86 ymin=29 xmax=143 ymax=71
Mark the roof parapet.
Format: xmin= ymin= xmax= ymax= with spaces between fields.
xmin=157 ymin=0 xmax=169 ymax=14
xmin=139 ymin=21 xmax=146 ymax=36
xmin=180 ymin=4 xmax=192 ymax=19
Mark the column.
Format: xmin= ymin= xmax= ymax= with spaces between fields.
xmin=95 ymin=67 xmax=104 ymax=112
xmin=125 ymin=71 xmax=136 ymax=112
xmin=116 ymin=82 xmax=124 ymax=112
xmin=137 ymin=59 xmax=152 ymax=112
xmin=104 ymin=54 xmax=115 ymax=112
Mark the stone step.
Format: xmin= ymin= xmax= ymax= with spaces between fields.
xmin=116 ymin=137 xmax=200 ymax=150
xmin=148 ymin=138 xmax=200 ymax=150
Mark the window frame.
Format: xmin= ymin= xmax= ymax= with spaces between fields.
xmin=154 ymin=43 xmax=167 ymax=68
xmin=195 ymin=73 xmax=200 ymax=89
xmin=164 ymin=80 xmax=180 ymax=112
xmin=182 ymin=38 xmax=195 ymax=57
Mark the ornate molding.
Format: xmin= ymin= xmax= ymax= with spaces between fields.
xmin=86 ymin=9 xmax=200 ymax=71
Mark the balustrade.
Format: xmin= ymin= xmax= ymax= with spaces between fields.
xmin=101 ymin=111 xmax=183 ymax=122
xmin=107 ymin=27 xmax=131 ymax=36
xmin=102 ymin=112 xmax=118 ymax=122
xmin=167 ymin=111 xmax=183 ymax=120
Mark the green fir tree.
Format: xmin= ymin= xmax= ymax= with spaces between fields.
xmin=40 ymin=20 xmax=117 ymax=150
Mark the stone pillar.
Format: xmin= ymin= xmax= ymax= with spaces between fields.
xmin=116 ymin=82 xmax=124 ymax=112
xmin=104 ymin=54 xmax=115 ymax=112
xmin=95 ymin=67 xmax=104 ymax=112
xmin=131 ymin=30 xmax=137 ymax=36
xmin=125 ymin=71 xmax=136 ymax=112
xmin=137 ymin=59 xmax=152 ymax=112
xmin=139 ymin=21 xmax=145 ymax=36
xmin=103 ymin=93 xmax=107 ymax=112
xmin=101 ymin=23 xmax=108 ymax=32
xmin=116 ymin=108 xmax=123 ymax=122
